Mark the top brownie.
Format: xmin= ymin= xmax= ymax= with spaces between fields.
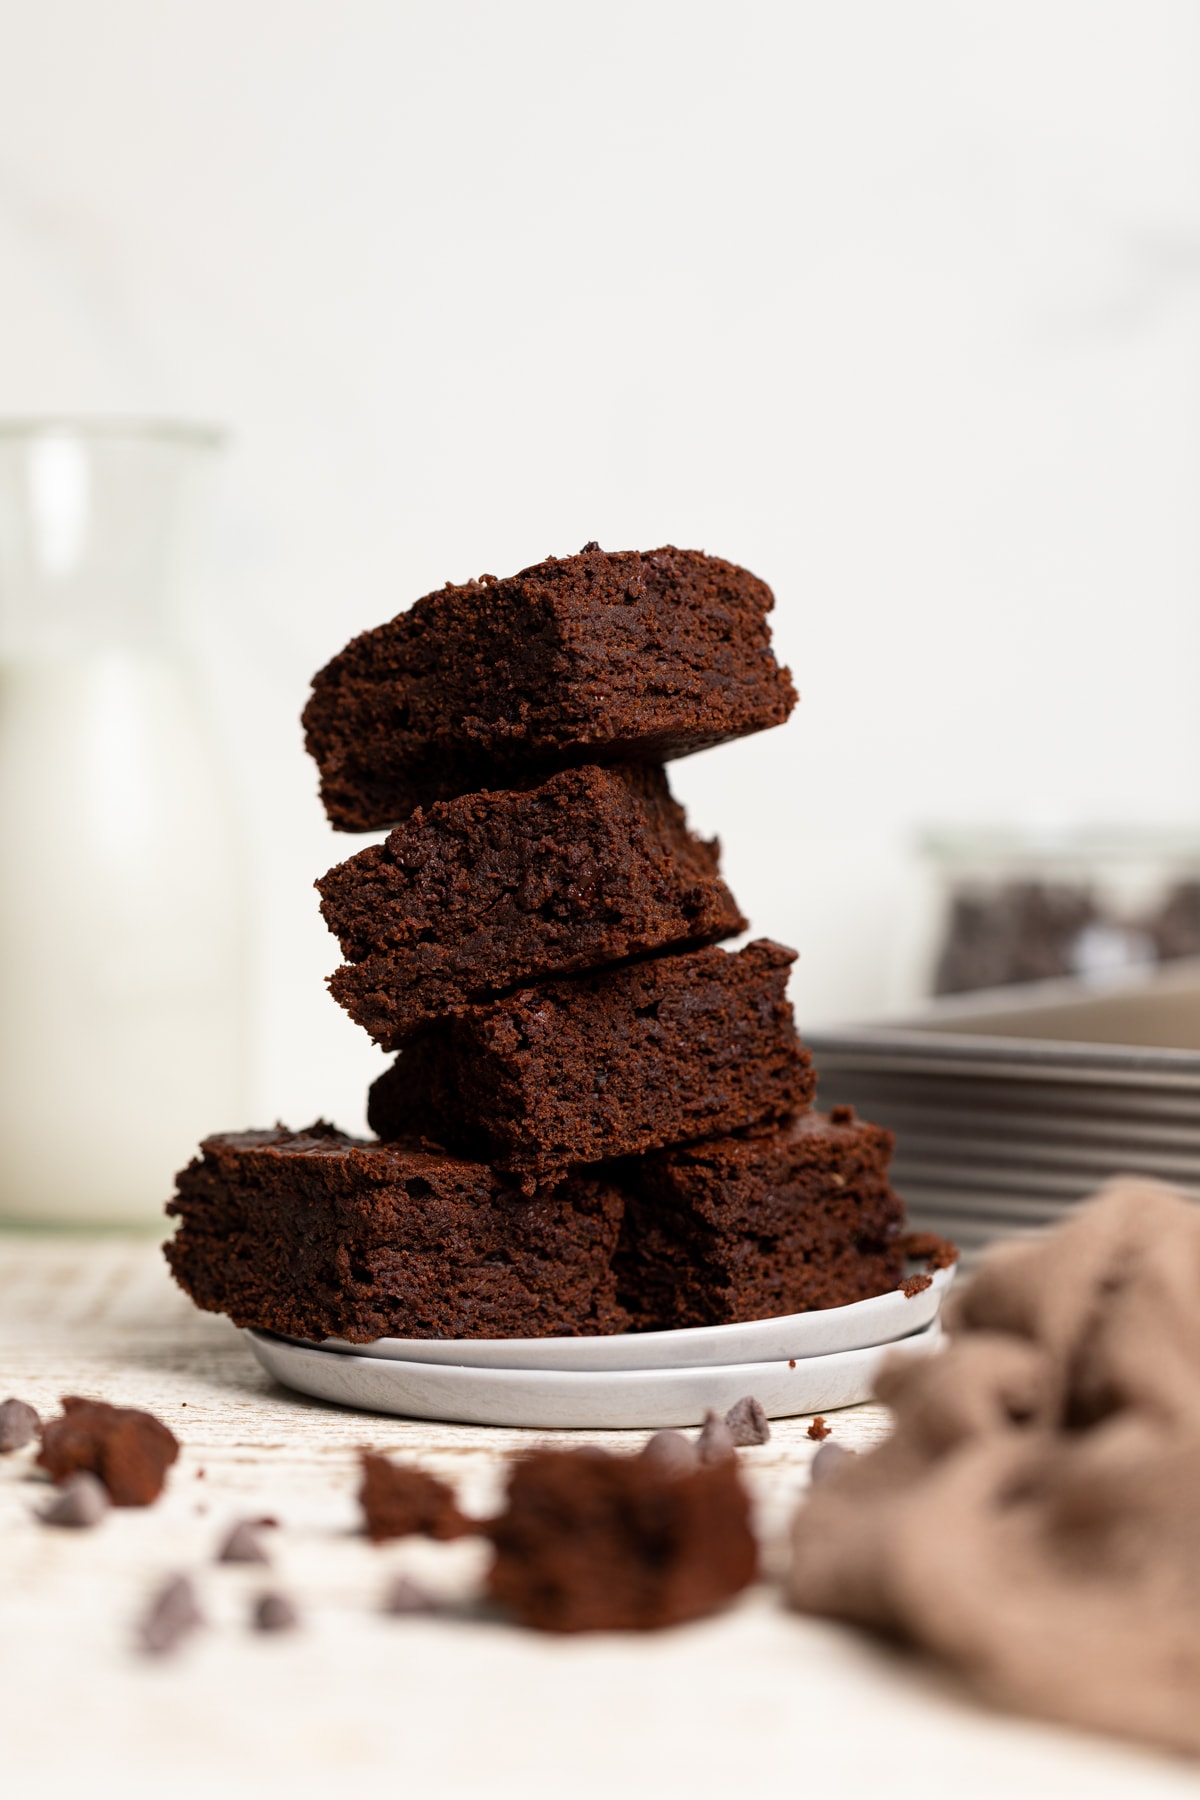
xmin=303 ymin=543 xmax=797 ymax=829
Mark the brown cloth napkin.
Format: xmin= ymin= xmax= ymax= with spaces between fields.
xmin=790 ymin=1177 xmax=1200 ymax=1757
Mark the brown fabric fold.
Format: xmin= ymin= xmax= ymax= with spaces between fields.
xmin=790 ymin=1178 xmax=1200 ymax=1756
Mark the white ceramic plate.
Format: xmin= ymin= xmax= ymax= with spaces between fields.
xmin=245 ymin=1316 xmax=942 ymax=1429
xmin=314 ymin=1265 xmax=955 ymax=1372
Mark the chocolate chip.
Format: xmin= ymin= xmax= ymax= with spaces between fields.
xmin=252 ymin=1591 xmax=299 ymax=1632
xmin=40 ymin=1471 xmax=109 ymax=1528
xmin=810 ymin=1441 xmax=855 ymax=1486
xmin=217 ymin=1520 xmax=271 ymax=1565
xmin=696 ymin=1410 xmax=736 ymax=1465
xmin=382 ymin=1574 xmax=437 ymax=1615
xmin=639 ymin=1429 xmax=700 ymax=1476
xmin=0 ymin=1397 xmax=40 ymax=1452
xmin=724 ymin=1396 xmax=770 ymax=1447
xmin=139 ymin=1575 xmax=204 ymax=1655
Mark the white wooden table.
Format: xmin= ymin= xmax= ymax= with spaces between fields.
xmin=2 ymin=1232 xmax=1198 ymax=1800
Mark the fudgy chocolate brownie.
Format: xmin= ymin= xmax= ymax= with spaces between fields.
xmin=485 ymin=1444 xmax=757 ymax=1632
xmin=367 ymin=940 xmax=812 ymax=1185
xmin=319 ymin=764 xmax=745 ymax=1049
xmin=303 ymin=544 xmax=797 ymax=829
xmin=614 ymin=1108 xmax=906 ymax=1330
xmin=164 ymin=1124 xmax=629 ymax=1342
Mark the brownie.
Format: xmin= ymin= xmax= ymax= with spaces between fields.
xmin=303 ymin=543 xmax=797 ymax=829
xmin=485 ymin=1444 xmax=757 ymax=1632
xmin=367 ymin=940 xmax=813 ymax=1185
xmin=319 ymin=764 xmax=745 ymax=1049
xmin=164 ymin=1124 xmax=629 ymax=1343
xmin=613 ymin=1107 xmax=906 ymax=1330
xmin=358 ymin=1452 xmax=468 ymax=1542
xmin=38 ymin=1397 xmax=179 ymax=1506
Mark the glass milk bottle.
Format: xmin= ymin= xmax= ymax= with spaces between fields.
xmin=0 ymin=422 xmax=248 ymax=1224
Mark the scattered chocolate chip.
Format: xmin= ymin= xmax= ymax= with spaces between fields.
xmin=382 ymin=1573 xmax=437 ymax=1615
xmin=139 ymin=1575 xmax=204 ymax=1655
xmin=806 ymin=1417 xmax=832 ymax=1442
xmin=39 ymin=1470 xmax=109 ymax=1527
xmin=724 ymin=1396 xmax=770 ymax=1447
xmin=0 ymin=1397 xmax=40 ymax=1452
xmin=810 ymin=1441 xmax=855 ymax=1485
xmin=217 ymin=1520 xmax=271 ymax=1564
xmin=788 ymin=1359 xmax=796 ymax=1370
xmin=39 ymin=1397 xmax=179 ymax=1506
xmin=900 ymin=1273 xmax=934 ymax=1298
xmin=639 ymin=1429 xmax=700 ymax=1475
xmin=696 ymin=1410 xmax=736 ymax=1464
xmin=252 ymin=1591 xmax=299 ymax=1632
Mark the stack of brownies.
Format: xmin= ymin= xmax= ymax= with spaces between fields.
xmin=166 ymin=545 xmax=908 ymax=1342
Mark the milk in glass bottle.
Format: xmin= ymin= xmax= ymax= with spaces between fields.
xmin=0 ymin=422 xmax=248 ymax=1223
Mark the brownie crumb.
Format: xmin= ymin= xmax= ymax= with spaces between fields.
xmin=382 ymin=1574 xmax=437 ymax=1615
xmin=697 ymin=1410 xmax=737 ymax=1465
xmin=639 ymin=1430 xmax=700 ymax=1477
xmin=900 ymin=1274 xmax=933 ymax=1298
xmin=39 ymin=1397 xmax=179 ymax=1506
xmin=486 ymin=1446 xmax=757 ymax=1632
xmin=788 ymin=1359 xmax=796 ymax=1370
xmin=828 ymin=1105 xmax=856 ymax=1125
xmin=252 ymin=1592 xmax=300 ymax=1633
xmin=899 ymin=1231 xmax=959 ymax=1272
xmin=0 ymin=1397 xmax=40 ymax=1452
xmin=359 ymin=1452 xmax=468 ymax=1544
xmin=724 ymin=1396 xmax=770 ymax=1446
xmin=810 ymin=1441 xmax=854 ymax=1485
xmin=807 ymin=1417 xmax=832 ymax=1442
xmin=39 ymin=1471 xmax=109 ymax=1528
xmin=217 ymin=1520 xmax=271 ymax=1565
xmin=139 ymin=1575 xmax=204 ymax=1656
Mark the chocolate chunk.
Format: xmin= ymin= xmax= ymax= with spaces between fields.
xmin=382 ymin=1574 xmax=437 ymax=1615
xmin=359 ymin=1452 xmax=468 ymax=1544
xmin=217 ymin=1520 xmax=271 ymax=1564
xmin=38 ymin=1397 xmax=179 ymax=1506
xmin=39 ymin=1470 xmax=109 ymax=1528
xmin=639 ymin=1430 xmax=700 ymax=1476
xmin=0 ymin=1397 xmax=40 ymax=1452
xmin=806 ymin=1417 xmax=832 ymax=1441
xmin=724 ymin=1396 xmax=770 ymax=1447
xmin=810 ymin=1441 xmax=854 ymax=1486
xmin=139 ymin=1575 xmax=204 ymax=1655
xmin=252 ymin=1592 xmax=299 ymax=1632
xmin=696 ymin=1410 xmax=736 ymax=1465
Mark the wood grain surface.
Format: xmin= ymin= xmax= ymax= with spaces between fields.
xmin=2 ymin=1234 xmax=1195 ymax=1800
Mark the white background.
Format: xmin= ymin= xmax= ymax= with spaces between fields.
xmin=2 ymin=0 xmax=1198 ymax=1133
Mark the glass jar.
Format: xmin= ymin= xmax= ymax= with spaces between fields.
xmin=0 ymin=421 xmax=248 ymax=1224
xmin=914 ymin=827 xmax=1200 ymax=1000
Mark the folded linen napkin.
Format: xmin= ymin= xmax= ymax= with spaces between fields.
xmin=790 ymin=1177 xmax=1200 ymax=1756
